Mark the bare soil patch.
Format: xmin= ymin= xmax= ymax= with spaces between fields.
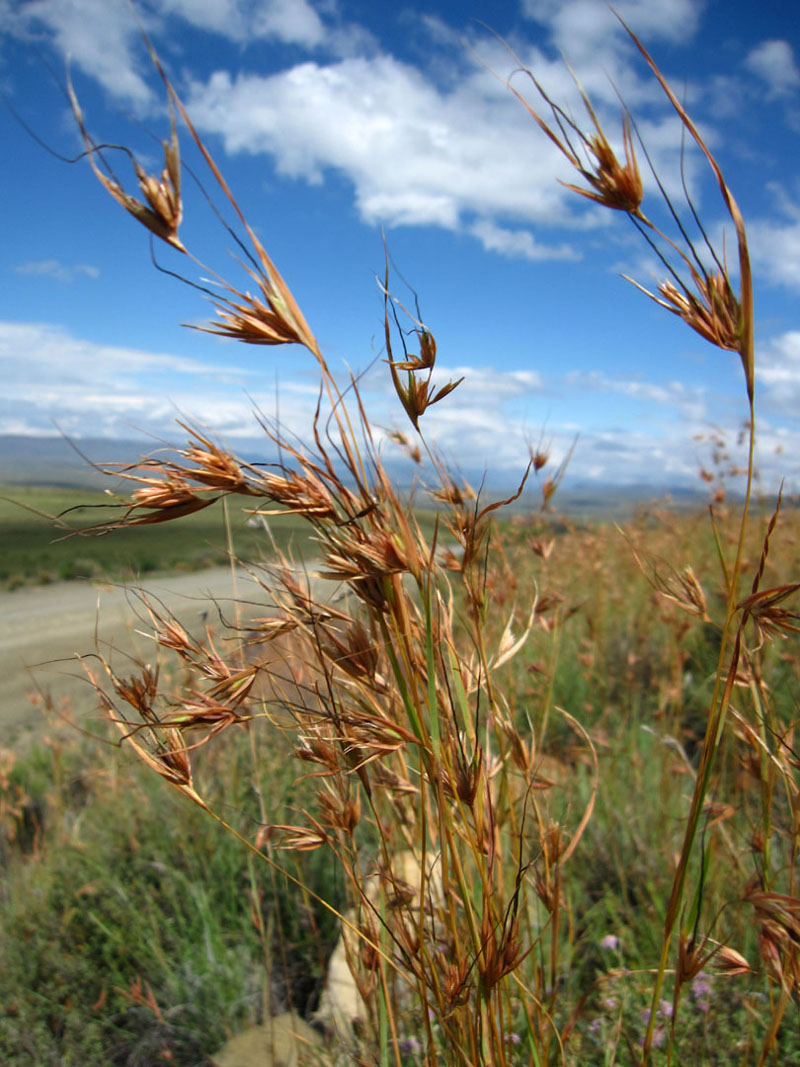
xmin=0 ymin=566 xmax=258 ymax=745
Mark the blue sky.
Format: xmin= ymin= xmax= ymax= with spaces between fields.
xmin=1 ymin=0 xmax=800 ymax=490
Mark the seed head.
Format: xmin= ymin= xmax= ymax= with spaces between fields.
xmin=656 ymin=272 xmax=741 ymax=352
xmin=69 ymin=76 xmax=185 ymax=252
xmin=509 ymin=63 xmax=644 ymax=216
xmin=562 ymin=112 xmax=644 ymax=215
xmin=713 ymin=946 xmax=750 ymax=977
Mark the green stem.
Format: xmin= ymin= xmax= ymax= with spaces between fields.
xmin=641 ymin=395 xmax=756 ymax=1064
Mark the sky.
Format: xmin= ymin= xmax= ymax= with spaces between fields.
xmin=1 ymin=0 xmax=800 ymax=493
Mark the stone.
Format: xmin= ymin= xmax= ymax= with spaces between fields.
xmin=211 ymin=1012 xmax=322 ymax=1067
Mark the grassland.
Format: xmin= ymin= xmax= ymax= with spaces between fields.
xmin=0 ymin=486 xmax=314 ymax=589
xmin=1 ymin=503 xmax=799 ymax=1065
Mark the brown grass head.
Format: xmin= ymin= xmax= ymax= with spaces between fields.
xmin=198 ymin=252 xmax=320 ymax=353
xmin=626 ymin=267 xmax=742 ymax=355
xmin=382 ymin=264 xmax=463 ymax=429
xmin=506 ymin=58 xmax=643 ymax=216
xmin=713 ymin=945 xmax=751 ymax=977
xmin=748 ymin=891 xmax=800 ymax=994
xmin=68 ymin=75 xmax=185 ymax=253
xmin=620 ymin=18 xmax=755 ymax=401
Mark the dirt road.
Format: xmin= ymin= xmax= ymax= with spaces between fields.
xmin=0 ymin=566 xmax=269 ymax=746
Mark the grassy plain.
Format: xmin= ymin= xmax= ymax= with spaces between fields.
xmin=0 ymin=486 xmax=314 ymax=589
xmin=1 ymin=501 xmax=799 ymax=1065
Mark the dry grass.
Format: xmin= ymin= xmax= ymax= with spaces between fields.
xmin=36 ymin=21 xmax=800 ymax=1067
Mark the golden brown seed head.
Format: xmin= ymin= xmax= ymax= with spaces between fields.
xmin=713 ymin=946 xmax=750 ymax=976
xmin=563 ymin=116 xmax=644 ymax=214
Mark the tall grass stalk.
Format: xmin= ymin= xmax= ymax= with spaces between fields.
xmin=39 ymin=19 xmax=800 ymax=1066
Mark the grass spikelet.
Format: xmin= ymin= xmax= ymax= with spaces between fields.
xmin=67 ymin=73 xmax=185 ymax=253
xmin=507 ymin=58 xmax=644 ymax=215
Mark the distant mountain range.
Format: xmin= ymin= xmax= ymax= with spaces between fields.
xmin=0 ymin=433 xmax=713 ymax=518
xmin=0 ymin=434 xmax=156 ymax=490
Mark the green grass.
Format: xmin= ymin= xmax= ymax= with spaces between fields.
xmin=0 ymin=725 xmax=343 ymax=1066
xmin=0 ymin=486 xmax=315 ymax=589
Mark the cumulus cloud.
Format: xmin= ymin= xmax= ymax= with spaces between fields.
xmin=183 ymin=56 xmax=576 ymax=232
xmin=15 ymin=0 xmax=155 ymax=107
xmin=745 ymin=40 xmax=800 ymax=98
xmin=175 ymin=0 xmax=718 ymax=256
xmin=749 ymin=211 xmax=800 ymax=292
xmin=184 ymin=49 xmax=704 ymax=240
xmin=6 ymin=0 xmax=713 ymax=260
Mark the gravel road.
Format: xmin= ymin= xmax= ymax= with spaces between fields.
xmin=0 ymin=566 xmax=270 ymax=746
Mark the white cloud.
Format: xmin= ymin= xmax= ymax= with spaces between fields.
xmin=470 ymin=220 xmax=578 ymax=261
xmin=12 ymin=0 xmax=359 ymax=106
xmin=17 ymin=0 xmax=155 ymax=107
xmin=160 ymin=0 xmax=325 ymax=47
xmin=0 ymin=321 xmax=261 ymax=437
xmin=760 ymin=330 xmax=800 ymax=375
xmin=745 ymin=40 xmax=800 ymax=98
xmin=157 ymin=0 xmax=243 ymax=37
xmin=184 ymin=55 xmax=610 ymax=235
xmin=177 ymin=4 xmax=713 ymax=251
xmin=8 ymin=0 xmax=715 ymax=260
xmin=523 ymin=0 xmax=696 ymax=41
xmin=0 ymin=318 xmax=539 ymax=469
xmin=0 ymin=321 xmax=231 ymax=381
xmin=441 ymin=365 xmax=544 ymax=399
xmin=520 ymin=0 xmax=703 ymax=82
xmin=566 ymin=369 xmax=711 ymax=422
xmin=15 ymin=259 xmax=100 ymax=282
xmin=1 ymin=319 xmax=796 ymax=491
xmin=757 ymin=331 xmax=800 ymax=416
xmin=0 ymin=320 xmax=545 ymax=452
xmin=251 ymin=0 xmax=325 ymax=48
xmin=749 ymin=213 xmax=800 ymax=292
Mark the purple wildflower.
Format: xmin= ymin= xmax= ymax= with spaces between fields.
xmin=691 ymin=971 xmax=713 ymax=1012
xmin=399 ymin=1035 xmax=423 ymax=1055
xmin=691 ymin=972 xmax=712 ymax=998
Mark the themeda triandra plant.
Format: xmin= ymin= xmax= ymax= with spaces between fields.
xmin=61 ymin=31 xmax=595 ymax=1067
xmin=504 ymin=19 xmax=797 ymax=1066
xmin=52 ymin=17 xmax=798 ymax=1067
